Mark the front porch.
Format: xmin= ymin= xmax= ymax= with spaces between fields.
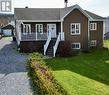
xmin=21 ymin=32 xmax=48 ymax=41
xmin=16 ymin=21 xmax=64 ymax=57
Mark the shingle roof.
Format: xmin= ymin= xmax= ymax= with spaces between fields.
xmin=14 ymin=5 xmax=103 ymax=21
xmin=15 ymin=8 xmax=60 ymax=20
xmin=84 ymin=10 xmax=103 ymax=20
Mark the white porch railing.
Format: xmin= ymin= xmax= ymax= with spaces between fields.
xmin=44 ymin=32 xmax=51 ymax=55
xmin=53 ymin=32 xmax=61 ymax=57
xmin=21 ymin=32 xmax=48 ymax=41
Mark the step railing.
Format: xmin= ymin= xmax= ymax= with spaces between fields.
xmin=44 ymin=32 xmax=51 ymax=55
xmin=53 ymin=32 xmax=61 ymax=57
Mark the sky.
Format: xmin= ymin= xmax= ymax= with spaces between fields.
xmin=3 ymin=0 xmax=109 ymax=17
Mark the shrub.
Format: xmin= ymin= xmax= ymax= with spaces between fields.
xmin=59 ymin=41 xmax=71 ymax=57
xmin=27 ymin=53 xmax=68 ymax=95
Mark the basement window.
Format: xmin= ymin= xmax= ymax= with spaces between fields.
xmin=90 ymin=40 xmax=97 ymax=47
xmin=71 ymin=43 xmax=81 ymax=49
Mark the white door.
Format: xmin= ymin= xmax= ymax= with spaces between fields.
xmin=47 ymin=24 xmax=57 ymax=38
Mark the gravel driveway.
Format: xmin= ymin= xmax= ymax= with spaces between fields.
xmin=0 ymin=37 xmax=33 ymax=95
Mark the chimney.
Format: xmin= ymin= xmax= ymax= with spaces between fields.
xmin=64 ymin=0 xmax=68 ymax=7
xmin=25 ymin=6 xmax=28 ymax=8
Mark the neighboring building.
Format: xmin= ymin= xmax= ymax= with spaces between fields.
xmin=14 ymin=4 xmax=104 ymax=57
xmin=104 ymin=17 xmax=109 ymax=34
xmin=0 ymin=13 xmax=14 ymax=36
xmin=104 ymin=17 xmax=109 ymax=39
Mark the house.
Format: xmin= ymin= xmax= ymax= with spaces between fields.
xmin=14 ymin=4 xmax=104 ymax=57
xmin=0 ymin=13 xmax=14 ymax=37
xmin=104 ymin=17 xmax=109 ymax=34
xmin=1 ymin=24 xmax=14 ymax=36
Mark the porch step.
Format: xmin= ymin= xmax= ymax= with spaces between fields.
xmin=46 ymin=38 xmax=57 ymax=56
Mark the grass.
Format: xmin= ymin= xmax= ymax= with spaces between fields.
xmin=45 ymin=40 xmax=109 ymax=95
xmin=104 ymin=40 xmax=109 ymax=48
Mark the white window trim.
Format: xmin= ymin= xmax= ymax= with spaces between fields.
xmin=90 ymin=23 xmax=97 ymax=30
xmin=36 ymin=24 xmax=43 ymax=33
xmin=90 ymin=40 xmax=97 ymax=47
xmin=71 ymin=23 xmax=81 ymax=35
xmin=23 ymin=24 xmax=31 ymax=35
xmin=71 ymin=43 xmax=81 ymax=49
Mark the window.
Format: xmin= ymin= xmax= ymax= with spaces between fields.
xmin=36 ymin=24 xmax=43 ymax=33
xmin=90 ymin=23 xmax=97 ymax=30
xmin=90 ymin=40 xmax=97 ymax=47
xmin=1 ymin=1 xmax=11 ymax=12
xmin=23 ymin=24 xmax=31 ymax=34
xmin=71 ymin=43 xmax=80 ymax=49
xmin=71 ymin=23 xmax=81 ymax=35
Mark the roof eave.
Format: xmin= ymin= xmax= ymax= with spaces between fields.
xmin=62 ymin=4 xmax=94 ymax=21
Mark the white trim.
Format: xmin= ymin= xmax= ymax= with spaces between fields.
xmin=47 ymin=24 xmax=57 ymax=38
xmin=90 ymin=19 xmax=104 ymax=21
xmin=71 ymin=23 xmax=81 ymax=35
xmin=35 ymin=24 xmax=43 ymax=33
xmin=88 ymin=20 xmax=90 ymax=49
xmin=71 ymin=43 xmax=81 ymax=49
xmin=23 ymin=24 xmax=31 ymax=34
xmin=90 ymin=23 xmax=97 ymax=30
xmin=90 ymin=40 xmax=97 ymax=47
xmin=62 ymin=5 xmax=93 ymax=21
xmin=17 ymin=20 xmax=61 ymax=22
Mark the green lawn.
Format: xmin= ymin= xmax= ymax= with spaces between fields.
xmin=45 ymin=41 xmax=109 ymax=95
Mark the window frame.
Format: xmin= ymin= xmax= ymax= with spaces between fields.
xmin=71 ymin=23 xmax=81 ymax=35
xmin=71 ymin=43 xmax=81 ymax=49
xmin=23 ymin=24 xmax=31 ymax=35
xmin=90 ymin=23 xmax=97 ymax=30
xmin=90 ymin=40 xmax=97 ymax=47
xmin=36 ymin=24 xmax=43 ymax=34
xmin=1 ymin=1 xmax=11 ymax=12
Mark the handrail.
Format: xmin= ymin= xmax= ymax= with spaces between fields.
xmin=53 ymin=32 xmax=61 ymax=57
xmin=44 ymin=32 xmax=51 ymax=55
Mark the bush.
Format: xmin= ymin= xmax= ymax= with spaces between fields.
xmin=59 ymin=41 xmax=71 ymax=57
xmin=27 ymin=53 xmax=68 ymax=95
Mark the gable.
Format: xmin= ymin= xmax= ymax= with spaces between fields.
xmin=64 ymin=8 xmax=88 ymax=21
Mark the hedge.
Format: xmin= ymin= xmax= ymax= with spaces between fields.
xmin=27 ymin=53 xmax=68 ymax=95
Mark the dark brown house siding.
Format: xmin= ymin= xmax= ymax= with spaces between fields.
xmin=90 ymin=21 xmax=103 ymax=48
xmin=19 ymin=41 xmax=46 ymax=53
xmin=63 ymin=9 xmax=89 ymax=51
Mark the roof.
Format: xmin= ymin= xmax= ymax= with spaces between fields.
xmin=1 ymin=24 xmax=14 ymax=29
xmin=14 ymin=5 xmax=103 ymax=21
xmin=15 ymin=8 xmax=60 ymax=20
xmin=84 ymin=10 xmax=103 ymax=20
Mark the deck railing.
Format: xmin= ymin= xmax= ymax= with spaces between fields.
xmin=21 ymin=32 xmax=48 ymax=41
xmin=44 ymin=32 xmax=51 ymax=55
xmin=53 ymin=32 xmax=61 ymax=57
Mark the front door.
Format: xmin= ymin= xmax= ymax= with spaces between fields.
xmin=47 ymin=24 xmax=57 ymax=38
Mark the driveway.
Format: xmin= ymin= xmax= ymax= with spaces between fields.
xmin=0 ymin=37 xmax=33 ymax=95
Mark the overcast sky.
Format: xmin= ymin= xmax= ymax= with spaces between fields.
xmin=11 ymin=0 xmax=109 ymax=17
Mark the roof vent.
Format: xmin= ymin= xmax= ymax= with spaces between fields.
xmin=64 ymin=0 xmax=68 ymax=7
xmin=25 ymin=6 xmax=28 ymax=8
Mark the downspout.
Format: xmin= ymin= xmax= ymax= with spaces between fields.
xmin=88 ymin=19 xmax=90 ymax=50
